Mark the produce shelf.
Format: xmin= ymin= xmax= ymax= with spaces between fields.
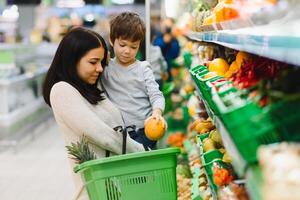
xmin=191 ymin=177 xmax=203 ymax=200
xmin=187 ymin=24 xmax=300 ymax=66
xmin=214 ymin=117 xmax=246 ymax=177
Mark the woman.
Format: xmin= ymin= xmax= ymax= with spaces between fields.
xmin=43 ymin=27 xmax=145 ymax=200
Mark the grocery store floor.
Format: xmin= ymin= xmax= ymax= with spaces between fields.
xmin=0 ymin=117 xmax=75 ymax=200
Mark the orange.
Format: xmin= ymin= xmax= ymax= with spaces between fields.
xmin=236 ymin=51 xmax=252 ymax=68
xmin=208 ymin=58 xmax=229 ymax=76
xmin=229 ymin=61 xmax=239 ymax=73
xmin=214 ymin=6 xmax=225 ymax=23
xmin=145 ymin=118 xmax=166 ymax=141
xmin=225 ymin=71 xmax=233 ymax=79
xmin=224 ymin=7 xmax=239 ymax=20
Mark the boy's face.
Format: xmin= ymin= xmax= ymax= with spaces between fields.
xmin=111 ymin=38 xmax=140 ymax=67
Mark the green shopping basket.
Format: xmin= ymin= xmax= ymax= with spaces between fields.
xmin=74 ymin=148 xmax=180 ymax=200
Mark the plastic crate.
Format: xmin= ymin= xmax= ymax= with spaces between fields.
xmin=267 ymin=100 xmax=300 ymax=141
xmin=219 ymin=99 xmax=300 ymax=166
xmin=224 ymin=105 xmax=280 ymax=164
xmin=197 ymin=133 xmax=224 ymax=198
xmin=202 ymin=159 xmax=224 ymax=199
xmin=74 ymin=148 xmax=180 ymax=200
xmin=183 ymin=52 xmax=192 ymax=69
xmin=189 ymin=65 xmax=208 ymax=77
xmin=197 ymin=133 xmax=223 ymax=165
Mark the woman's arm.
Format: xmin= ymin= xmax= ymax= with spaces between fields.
xmin=50 ymin=82 xmax=144 ymax=154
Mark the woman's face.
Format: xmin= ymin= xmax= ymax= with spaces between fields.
xmin=77 ymin=47 xmax=105 ymax=85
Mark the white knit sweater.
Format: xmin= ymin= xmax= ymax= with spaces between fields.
xmin=50 ymin=81 xmax=145 ymax=200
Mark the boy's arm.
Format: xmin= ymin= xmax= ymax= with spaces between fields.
xmin=152 ymin=107 xmax=163 ymax=118
xmin=142 ymin=62 xmax=168 ymax=131
xmin=142 ymin=62 xmax=165 ymax=114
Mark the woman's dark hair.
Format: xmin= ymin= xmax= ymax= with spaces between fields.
xmin=43 ymin=27 xmax=108 ymax=107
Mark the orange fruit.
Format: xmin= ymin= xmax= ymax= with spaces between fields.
xmin=236 ymin=51 xmax=252 ymax=68
xmin=145 ymin=118 xmax=166 ymax=141
xmin=214 ymin=6 xmax=225 ymax=22
xmin=224 ymin=7 xmax=239 ymax=20
xmin=229 ymin=61 xmax=239 ymax=73
xmin=208 ymin=58 xmax=229 ymax=76
xmin=225 ymin=71 xmax=233 ymax=79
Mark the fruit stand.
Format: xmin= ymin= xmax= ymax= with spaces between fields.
xmin=161 ymin=0 xmax=300 ymax=199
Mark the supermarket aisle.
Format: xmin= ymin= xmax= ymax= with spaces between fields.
xmin=0 ymin=117 xmax=75 ymax=200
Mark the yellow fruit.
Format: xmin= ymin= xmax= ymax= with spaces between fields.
xmin=222 ymin=152 xmax=232 ymax=163
xmin=214 ymin=6 xmax=225 ymax=23
xmin=203 ymin=15 xmax=214 ymax=25
xmin=219 ymin=148 xmax=226 ymax=154
xmin=236 ymin=51 xmax=252 ymax=68
xmin=184 ymin=84 xmax=195 ymax=93
xmin=209 ymin=130 xmax=223 ymax=145
xmin=208 ymin=58 xmax=229 ymax=76
xmin=195 ymin=122 xmax=214 ymax=133
xmin=188 ymin=105 xmax=196 ymax=117
xmin=145 ymin=118 xmax=166 ymax=141
xmin=203 ymin=138 xmax=216 ymax=152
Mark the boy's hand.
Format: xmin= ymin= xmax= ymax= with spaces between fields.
xmin=144 ymin=116 xmax=168 ymax=131
xmin=151 ymin=108 xmax=162 ymax=119
xmin=144 ymin=108 xmax=168 ymax=130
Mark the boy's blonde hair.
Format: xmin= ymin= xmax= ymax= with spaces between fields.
xmin=110 ymin=12 xmax=146 ymax=43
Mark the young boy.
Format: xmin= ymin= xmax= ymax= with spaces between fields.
xmin=101 ymin=12 xmax=165 ymax=150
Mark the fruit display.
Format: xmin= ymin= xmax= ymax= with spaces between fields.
xmin=212 ymin=162 xmax=234 ymax=187
xmin=218 ymin=183 xmax=250 ymax=200
xmin=186 ymin=138 xmax=213 ymax=200
xmin=208 ymin=58 xmax=230 ymax=76
xmin=177 ymin=174 xmax=192 ymax=200
xmin=172 ymin=0 xmax=300 ymax=198
xmin=191 ymin=118 xmax=215 ymax=134
xmin=177 ymin=164 xmax=193 ymax=199
xmin=190 ymin=0 xmax=281 ymax=31
xmin=167 ymin=132 xmax=186 ymax=149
